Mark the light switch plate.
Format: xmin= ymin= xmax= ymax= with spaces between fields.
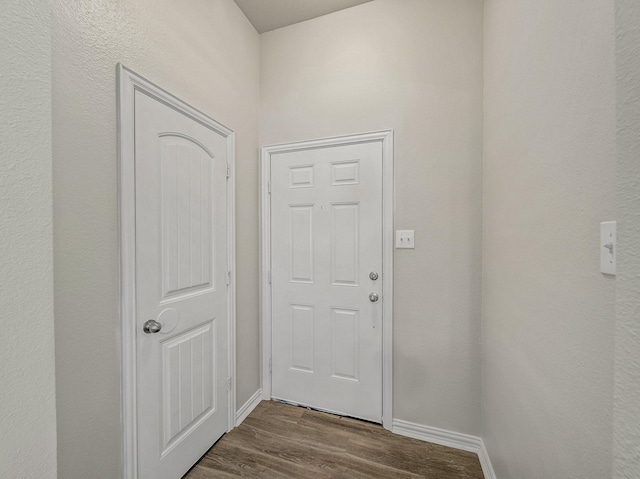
xmin=396 ymin=230 xmax=415 ymax=249
xmin=600 ymin=221 xmax=616 ymax=275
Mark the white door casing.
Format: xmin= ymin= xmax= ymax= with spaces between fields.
xmin=260 ymin=131 xmax=394 ymax=427
xmin=119 ymin=65 xmax=236 ymax=479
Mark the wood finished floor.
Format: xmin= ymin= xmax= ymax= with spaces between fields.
xmin=184 ymin=400 xmax=484 ymax=478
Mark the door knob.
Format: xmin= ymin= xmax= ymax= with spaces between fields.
xmin=143 ymin=319 xmax=162 ymax=334
xmin=369 ymin=292 xmax=379 ymax=303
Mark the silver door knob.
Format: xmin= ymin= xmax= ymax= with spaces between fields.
xmin=369 ymin=271 xmax=379 ymax=281
xmin=369 ymin=292 xmax=379 ymax=303
xmin=143 ymin=319 xmax=162 ymax=334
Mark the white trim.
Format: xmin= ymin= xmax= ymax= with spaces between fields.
xmin=235 ymin=389 xmax=263 ymax=427
xmin=259 ymin=145 xmax=272 ymax=402
xmin=478 ymin=440 xmax=497 ymax=479
xmin=118 ymin=63 xmax=137 ymax=479
xmin=259 ymin=130 xmax=394 ymax=428
xmin=392 ymin=419 xmax=496 ymax=479
xmin=226 ymin=127 xmax=237 ymax=434
xmin=381 ymin=130 xmax=394 ymax=429
xmin=392 ymin=419 xmax=481 ymax=453
xmin=117 ymin=64 xmax=237 ymax=479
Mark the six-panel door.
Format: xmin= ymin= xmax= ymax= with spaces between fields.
xmin=271 ymin=142 xmax=383 ymax=422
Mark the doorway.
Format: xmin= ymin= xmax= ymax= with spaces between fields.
xmin=260 ymin=130 xmax=394 ymax=427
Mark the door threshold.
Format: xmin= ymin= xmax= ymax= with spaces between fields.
xmin=271 ymin=397 xmax=382 ymax=426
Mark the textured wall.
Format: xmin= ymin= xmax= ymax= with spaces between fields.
xmin=52 ymin=1 xmax=260 ymax=477
xmin=614 ymin=0 xmax=640 ymax=476
xmin=0 ymin=0 xmax=57 ymax=477
xmin=482 ymin=0 xmax=617 ymax=477
xmin=261 ymin=0 xmax=484 ymax=435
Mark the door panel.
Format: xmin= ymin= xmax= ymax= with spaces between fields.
xmin=290 ymin=205 xmax=314 ymax=282
xmin=331 ymin=308 xmax=359 ymax=381
xmin=271 ymin=142 xmax=383 ymax=422
xmin=160 ymin=136 xmax=213 ymax=297
xmin=290 ymin=304 xmax=315 ymax=372
xmin=331 ymin=202 xmax=359 ymax=286
xmin=135 ymin=90 xmax=228 ymax=479
xmin=161 ymin=321 xmax=215 ymax=451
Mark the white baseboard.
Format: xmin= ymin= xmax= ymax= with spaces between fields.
xmin=235 ymin=388 xmax=262 ymax=427
xmin=478 ymin=439 xmax=497 ymax=479
xmin=392 ymin=419 xmax=496 ymax=479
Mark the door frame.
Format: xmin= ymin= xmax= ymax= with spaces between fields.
xmin=117 ymin=64 xmax=237 ymax=479
xmin=260 ymin=130 xmax=394 ymax=429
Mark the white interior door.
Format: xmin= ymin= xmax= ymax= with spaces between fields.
xmin=134 ymin=89 xmax=229 ymax=479
xmin=270 ymin=141 xmax=383 ymax=422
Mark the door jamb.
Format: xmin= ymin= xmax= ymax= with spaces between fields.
xmin=117 ymin=64 xmax=237 ymax=479
xmin=259 ymin=130 xmax=394 ymax=429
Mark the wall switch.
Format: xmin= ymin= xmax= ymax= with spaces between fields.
xmin=600 ymin=221 xmax=616 ymax=275
xmin=396 ymin=230 xmax=415 ymax=249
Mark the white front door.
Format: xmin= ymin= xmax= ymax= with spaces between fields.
xmin=134 ymin=90 xmax=229 ymax=479
xmin=270 ymin=141 xmax=383 ymax=422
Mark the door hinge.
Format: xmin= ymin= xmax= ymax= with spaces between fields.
xmin=269 ymin=358 xmax=272 ymax=373
xmin=226 ymin=271 xmax=231 ymax=285
xmin=227 ymin=377 xmax=232 ymax=391
xmin=268 ymin=269 xmax=272 ymax=284
xmin=267 ymin=181 xmax=271 ymax=194
xmin=226 ymin=163 xmax=230 ymax=179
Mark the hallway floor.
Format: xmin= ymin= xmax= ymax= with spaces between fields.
xmin=184 ymin=400 xmax=484 ymax=478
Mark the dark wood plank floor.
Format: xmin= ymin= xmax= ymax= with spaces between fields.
xmin=184 ymin=400 xmax=484 ymax=478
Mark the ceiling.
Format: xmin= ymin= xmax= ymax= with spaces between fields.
xmin=234 ymin=0 xmax=375 ymax=34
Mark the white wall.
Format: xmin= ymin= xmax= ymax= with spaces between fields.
xmin=52 ymin=1 xmax=260 ymax=477
xmin=614 ymin=0 xmax=640 ymax=476
xmin=261 ymin=0 xmax=484 ymax=435
xmin=19 ymin=1 xmax=631 ymax=477
xmin=482 ymin=0 xmax=617 ymax=477
xmin=0 ymin=0 xmax=57 ymax=477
